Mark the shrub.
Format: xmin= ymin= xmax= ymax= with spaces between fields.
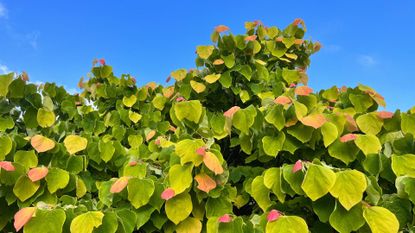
xmin=0 ymin=19 xmax=413 ymax=233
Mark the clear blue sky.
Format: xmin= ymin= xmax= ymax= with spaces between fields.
xmin=0 ymin=1 xmax=414 ymax=110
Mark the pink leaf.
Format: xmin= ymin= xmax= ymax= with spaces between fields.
xmin=215 ymin=25 xmax=230 ymax=33
xmin=292 ymin=160 xmax=303 ymax=173
xmin=244 ymin=35 xmax=257 ymax=41
xmin=196 ymin=146 xmax=206 ymax=156
xmin=377 ymin=111 xmax=394 ymax=119
xmin=289 ymin=83 xmax=297 ymax=88
xmin=27 ymin=167 xmax=48 ymax=182
xmin=267 ymin=209 xmax=282 ymax=222
xmin=128 ymin=161 xmax=138 ymax=167
xmin=0 ymin=161 xmax=15 ymax=171
xmin=295 ymin=86 xmax=313 ymax=96
xmin=99 ymin=58 xmax=106 ymax=65
xmin=293 ymin=18 xmax=303 ymax=26
xmin=176 ymin=97 xmax=185 ymax=102
xmin=14 ymin=207 xmax=36 ymax=232
xmin=274 ymin=96 xmax=292 ymax=105
xmin=161 ymin=188 xmax=175 ymax=200
xmin=218 ymin=214 xmax=232 ymax=223
xmin=110 ymin=177 xmax=129 ymax=193
xmin=224 ymin=106 xmax=240 ymax=118
xmin=340 ymin=133 xmax=357 ymax=143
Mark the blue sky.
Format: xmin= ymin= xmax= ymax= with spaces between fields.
xmin=0 ymin=1 xmax=414 ymax=110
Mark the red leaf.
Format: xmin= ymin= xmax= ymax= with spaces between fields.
xmin=196 ymin=146 xmax=206 ymax=156
xmin=292 ymin=160 xmax=303 ymax=173
xmin=161 ymin=188 xmax=175 ymax=200
xmin=27 ymin=167 xmax=48 ymax=182
xmin=267 ymin=209 xmax=282 ymax=222
xmin=340 ymin=133 xmax=357 ymax=143
xmin=215 ymin=25 xmax=230 ymax=33
xmin=0 ymin=161 xmax=15 ymax=171
xmin=295 ymin=86 xmax=313 ymax=96
xmin=194 ymin=173 xmax=217 ymax=193
xmin=146 ymin=130 xmax=156 ymax=142
xmin=299 ymin=114 xmax=327 ymax=129
xmin=218 ymin=214 xmax=232 ymax=223
xmin=110 ymin=177 xmax=129 ymax=193
xmin=274 ymin=96 xmax=292 ymax=105
xmin=176 ymin=96 xmax=186 ymax=102
xmin=128 ymin=161 xmax=137 ymax=167
xmin=377 ymin=111 xmax=394 ymax=119
xmin=293 ymin=18 xmax=303 ymax=26
xmin=99 ymin=58 xmax=106 ymax=65
xmin=244 ymin=35 xmax=257 ymax=41
xmin=14 ymin=207 xmax=36 ymax=232
xmin=203 ymin=152 xmax=224 ymax=175
xmin=223 ymin=106 xmax=240 ymax=118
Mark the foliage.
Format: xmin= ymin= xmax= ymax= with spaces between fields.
xmin=0 ymin=19 xmax=413 ymax=233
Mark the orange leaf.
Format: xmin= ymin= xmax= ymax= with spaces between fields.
xmin=169 ymin=125 xmax=177 ymax=132
xmin=146 ymin=130 xmax=156 ymax=141
xmin=163 ymin=86 xmax=175 ymax=98
xmin=0 ymin=161 xmax=15 ymax=171
xmin=203 ymin=152 xmax=223 ymax=175
xmin=345 ymin=114 xmax=358 ymax=132
xmin=293 ymin=18 xmax=304 ymax=26
xmin=146 ymin=82 xmax=157 ymax=91
xmin=30 ymin=135 xmax=55 ymax=153
xmin=21 ymin=71 xmax=29 ymax=82
xmin=299 ymin=114 xmax=327 ymax=129
xmin=27 ymin=167 xmax=48 ymax=182
xmin=224 ymin=106 xmax=240 ymax=118
xmin=213 ymin=59 xmax=224 ymax=65
xmin=340 ymin=133 xmax=357 ymax=143
xmin=274 ymin=96 xmax=292 ymax=105
xmin=244 ymin=35 xmax=257 ymax=41
xmin=313 ymin=41 xmax=322 ymax=52
xmin=295 ymin=86 xmax=313 ymax=96
xmin=14 ymin=207 xmax=36 ymax=232
xmin=215 ymin=25 xmax=230 ymax=33
xmin=161 ymin=188 xmax=175 ymax=200
xmin=110 ymin=177 xmax=129 ymax=193
xmin=294 ymin=39 xmax=304 ymax=45
xmin=377 ymin=111 xmax=394 ymax=119
xmin=275 ymin=37 xmax=283 ymax=42
xmin=194 ymin=173 xmax=217 ymax=193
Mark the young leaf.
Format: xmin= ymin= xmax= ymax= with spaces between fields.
xmin=14 ymin=207 xmax=36 ymax=232
xmin=30 ymin=135 xmax=55 ymax=153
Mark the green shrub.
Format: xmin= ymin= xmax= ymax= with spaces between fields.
xmin=0 ymin=19 xmax=413 ymax=233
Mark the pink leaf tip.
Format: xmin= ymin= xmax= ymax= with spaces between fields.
xmin=0 ymin=161 xmax=15 ymax=171
xmin=218 ymin=214 xmax=232 ymax=223
xmin=161 ymin=188 xmax=175 ymax=200
xmin=340 ymin=133 xmax=357 ymax=143
xmin=128 ymin=161 xmax=137 ymax=167
xmin=224 ymin=106 xmax=240 ymax=118
xmin=292 ymin=160 xmax=303 ymax=173
xmin=99 ymin=58 xmax=106 ymax=65
xmin=267 ymin=209 xmax=282 ymax=222
xmin=176 ymin=97 xmax=185 ymax=102
xmin=377 ymin=111 xmax=394 ymax=119
xmin=196 ymin=146 xmax=206 ymax=156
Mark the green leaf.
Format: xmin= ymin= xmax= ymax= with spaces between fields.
xmin=282 ymin=68 xmax=300 ymax=84
xmin=151 ymin=94 xmax=167 ymax=110
xmin=174 ymin=100 xmax=203 ymax=123
xmin=265 ymin=105 xmax=285 ymax=131
xmin=204 ymin=74 xmax=221 ymax=84
xmin=45 ymin=168 xmax=70 ymax=194
xmin=176 ymin=217 xmax=202 ymax=233
xmin=401 ymin=113 xmax=415 ymax=136
xmin=64 ymin=135 xmax=88 ymax=155
xmin=391 ymin=154 xmax=415 ymax=177
xmin=321 ymin=122 xmax=338 ymax=147
xmin=95 ymin=212 xmax=118 ymax=233
xmin=264 ymin=168 xmax=286 ymax=203
xmin=0 ymin=135 xmax=12 ymax=160
xmin=99 ymin=141 xmax=115 ymax=163
xmin=169 ymin=164 xmax=193 ymax=194
xmin=328 ymin=140 xmax=360 ymax=165
xmin=329 ymin=170 xmax=367 ymax=210
xmin=70 ymin=211 xmax=104 ymax=233
xmin=100 ymin=65 xmax=113 ymax=78
xmin=23 ymin=209 xmax=66 ymax=233
xmin=165 ymin=192 xmax=193 ymax=224
xmin=190 ymin=80 xmax=206 ymax=93
xmin=175 ymin=139 xmax=205 ymax=166
xmin=0 ymin=116 xmax=14 ymax=131
xmin=13 ymin=176 xmax=40 ymax=202
xmin=286 ymin=124 xmax=314 ymax=143
xmin=251 ymin=176 xmax=272 ymax=211
xmin=205 ymin=197 xmax=232 ymax=218
xmin=282 ymin=164 xmax=305 ymax=195
xmin=355 ymin=135 xmax=382 ymax=156
xmin=122 ymin=95 xmax=137 ymax=107
xmin=37 ymin=107 xmax=55 ymax=128
xmin=363 ymin=206 xmax=399 ymax=233
xmin=115 ymin=209 xmax=137 ymax=233
xmin=312 ymin=195 xmax=335 ymax=223
xmin=232 ymin=105 xmax=257 ymax=134
xmin=301 ymin=164 xmax=336 ymax=201
xmin=349 ymin=93 xmax=374 ymax=113
xmin=0 ymin=73 xmax=13 ymax=97
xmin=196 ymin=45 xmax=214 ymax=59
xmin=221 ymin=54 xmax=235 ymax=68
xmin=262 ymin=133 xmax=285 ymax=157
xmin=265 ymin=216 xmax=308 ymax=233
xmin=14 ymin=150 xmax=38 ymax=169
xmin=356 ymin=113 xmax=383 ymax=135
xmin=127 ymin=178 xmax=155 ymax=209
xmin=329 ymin=202 xmax=365 ymax=233
xmin=171 ymin=69 xmax=187 ymax=81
